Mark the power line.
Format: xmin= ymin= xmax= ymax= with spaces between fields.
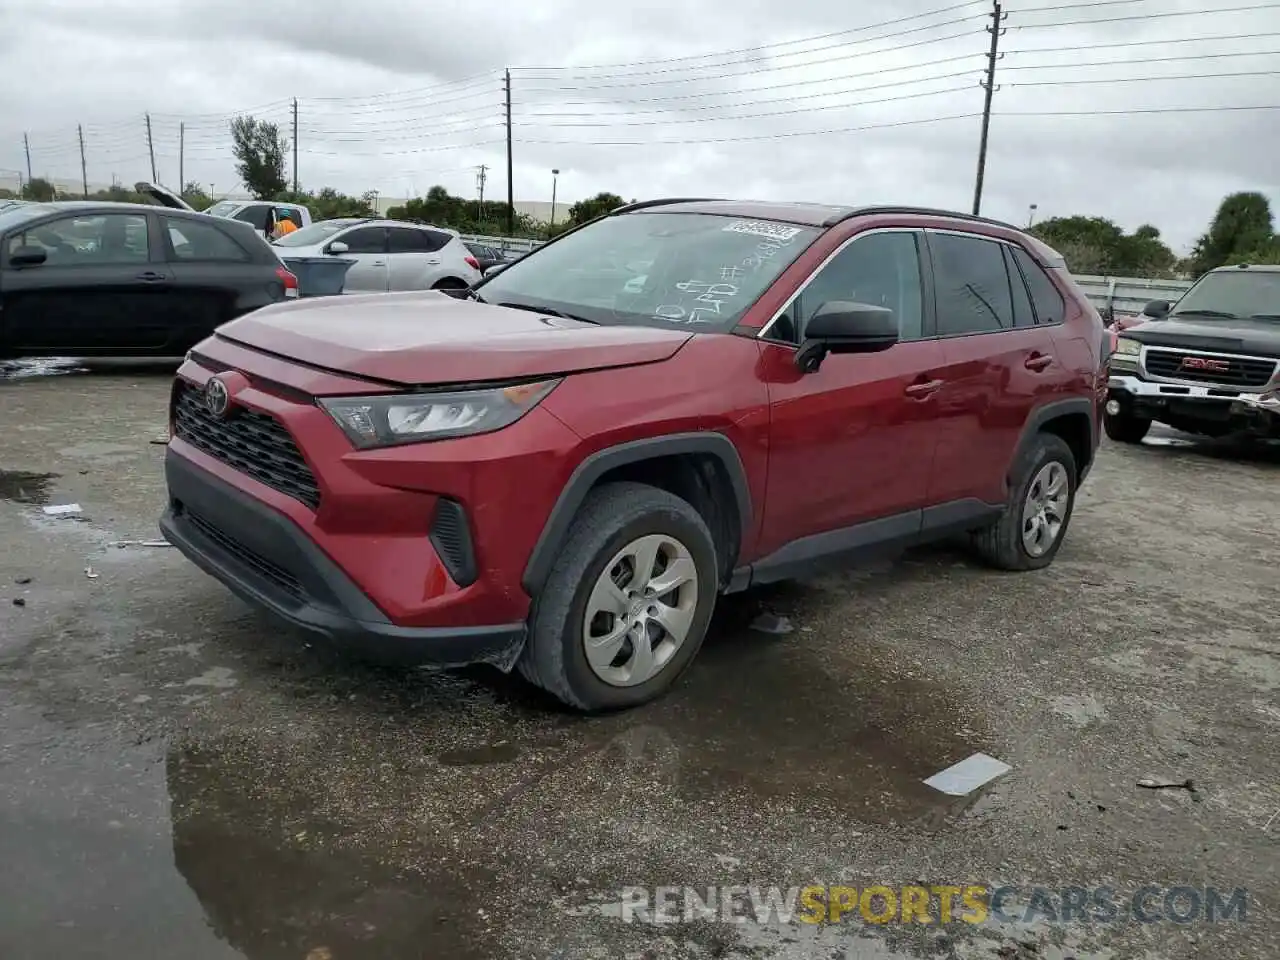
xmin=1007 ymin=68 xmax=1280 ymax=87
xmin=519 ymin=68 xmax=980 ymax=120
xmin=1003 ymin=103 xmax=1280 ymax=116
xmin=1014 ymin=1 xmax=1280 ymax=29
xmin=1005 ymin=29 xmax=1280 ymax=55
xmin=1003 ymin=48 xmax=1280 ymax=69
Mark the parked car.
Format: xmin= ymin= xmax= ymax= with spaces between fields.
xmin=1106 ymin=263 xmax=1280 ymax=442
xmin=134 ymin=183 xmax=312 ymax=240
xmin=271 ymin=218 xmax=481 ymax=294
xmin=0 ymin=201 xmax=297 ymax=359
xmin=159 ymin=199 xmax=1104 ymax=711
xmin=464 ymin=241 xmax=511 ymax=272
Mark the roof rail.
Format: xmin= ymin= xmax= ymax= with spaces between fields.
xmin=612 ymin=197 xmax=724 ymax=214
xmin=822 ymin=205 xmax=1022 ymax=231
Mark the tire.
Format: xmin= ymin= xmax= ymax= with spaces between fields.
xmin=972 ymin=433 xmax=1077 ymax=572
xmin=1103 ymin=410 xmax=1151 ymax=444
xmin=518 ymin=481 xmax=719 ymax=712
xmin=432 ymin=277 xmax=469 ymax=290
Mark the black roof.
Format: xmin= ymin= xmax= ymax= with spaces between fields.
xmin=618 ymin=198 xmax=1021 ymax=231
xmin=1 ymin=200 xmax=216 ymax=220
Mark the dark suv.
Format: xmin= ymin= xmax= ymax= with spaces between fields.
xmin=159 ymin=200 xmax=1105 ymax=711
xmin=1106 ymin=263 xmax=1280 ymax=442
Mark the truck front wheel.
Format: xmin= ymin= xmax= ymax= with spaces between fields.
xmin=1104 ymin=410 xmax=1152 ymax=444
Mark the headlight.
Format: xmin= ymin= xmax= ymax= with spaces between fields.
xmin=1115 ymin=337 xmax=1141 ymax=357
xmin=320 ymin=379 xmax=560 ymax=449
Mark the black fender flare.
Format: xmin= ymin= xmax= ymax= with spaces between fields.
xmin=521 ymin=432 xmax=753 ymax=594
xmin=1014 ymin=397 xmax=1098 ymax=483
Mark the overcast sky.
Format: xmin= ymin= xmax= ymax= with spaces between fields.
xmin=2 ymin=0 xmax=1278 ymax=252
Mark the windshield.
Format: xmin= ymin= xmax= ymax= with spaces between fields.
xmin=206 ymin=201 xmax=239 ymax=218
xmin=476 ymin=212 xmax=820 ymax=330
xmin=1171 ymin=270 xmax=1280 ymax=321
xmin=273 ymin=219 xmax=362 ymax=248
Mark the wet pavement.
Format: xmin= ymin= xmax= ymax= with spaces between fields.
xmin=1 ymin=364 xmax=1277 ymax=959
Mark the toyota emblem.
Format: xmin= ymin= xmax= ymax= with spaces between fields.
xmin=204 ymin=376 xmax=230 ymax=417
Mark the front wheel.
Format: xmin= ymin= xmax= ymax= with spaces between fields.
xmin=1104 ymin=409 xmax=1152 ymax=444
xmin=972 ymin=433 xmax=1078 ymax=572
xmin=519 ymin=482 xmax=719 ymax=712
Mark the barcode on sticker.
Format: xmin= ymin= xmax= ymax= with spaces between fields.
xmin=722 ymin=220 xmax=803 ymax=242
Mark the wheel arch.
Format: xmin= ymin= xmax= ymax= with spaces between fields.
xmin=1016 ymin=397 xmax=1097 ymax=486
xmin=521 ymin=433 xmax=753 ymax=595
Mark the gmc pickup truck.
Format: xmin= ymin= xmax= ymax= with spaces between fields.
xmin=1105 ymin=264 xmax=1280 ymax=442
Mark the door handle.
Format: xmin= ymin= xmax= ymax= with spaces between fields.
xmin=135 ymin=271 xmax=166 ymax=282
xmin=426 ymin=259 xmax=441 ymax=265
xmin=904 ymin=379 xmax=944 ymax=398
xmin=372 ymin=260 xmax=387 ymax=266
xmin=1025 ymin=352 xmax=1053 ymax=371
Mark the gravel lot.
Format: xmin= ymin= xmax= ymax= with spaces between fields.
xmin=1 ymin=363 xmax=1277 ymax=960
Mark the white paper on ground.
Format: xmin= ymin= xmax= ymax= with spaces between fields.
xmin=923 ymin=752 xmax=1012 ymax=796
xmin=42 ymin=504 xmax=82 ymax=515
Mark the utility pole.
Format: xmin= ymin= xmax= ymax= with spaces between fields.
xmin=476 ymin=163 xmax=488 ymax=221
xmin=972 ymin=0 xmax=1004 ymax=216
xmin=504 ymin=70 xmax=514 ymax=236
xmin=77 ymin=124 xmax=88 ymax=199
xmin=179 ymin=122 xmax=185 ymax=194
xmin=22 ymin=133 xmax=32 ymax=195
xmin=145 ymin=112 xmax=156 ymax=182
xmin=291 ymin=98 xmax=299 ymax=193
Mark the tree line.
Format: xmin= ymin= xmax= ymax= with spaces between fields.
xmin=1027 ymin=191 xmax=1278 ymax=279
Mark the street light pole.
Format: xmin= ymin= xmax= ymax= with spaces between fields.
xmin=1027 ymin=203 xmax=1038 ymax=228
xmin=550 ymin=169 xmax=560 ymax=226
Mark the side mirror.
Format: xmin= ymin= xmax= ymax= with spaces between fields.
xmin=795 ymin=301 xmax=899 ymax=372
xmin=326 ymin=241 xmax=349 ymax=255
xmin=1142 ymin=299 xmax=1170 ymax=319
xmin=483 ymin=262 xmax=510 ymax=278
xmin=10 ymin=245 xmax=48 ymax=267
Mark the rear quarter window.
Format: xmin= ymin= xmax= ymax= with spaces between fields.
xmin=1012 ymin=246 xmax=1066 ymax=325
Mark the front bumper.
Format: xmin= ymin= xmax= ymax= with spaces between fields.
xmin=1107 ymin=373 xmax=1261 ymax=402
xmin=159 ymin=449 xmax=526 ymax=670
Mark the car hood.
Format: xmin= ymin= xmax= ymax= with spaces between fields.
xmin=135 ymin=181 xmax=194 ymax=210
xmin=214 ymin=291 xmax=694 ymax=385
xmin=1123 ymin=316 xmax=1280 ymax=359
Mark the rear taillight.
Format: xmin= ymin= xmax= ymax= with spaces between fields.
xmin=464 ymin=255 xmax=480 ymax=271
xmin=276 ymin=265 xmax=299 ymax=298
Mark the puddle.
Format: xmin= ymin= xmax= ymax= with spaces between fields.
xmin=0 ymin=359 xmax=87 ymax=380
xmin=0 ymin=469 xmax=59 ymax=505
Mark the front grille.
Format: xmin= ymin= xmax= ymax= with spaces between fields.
xmin=173 ymin=380 xmax=322 ymax=510
xmin=183 ymin=507 xmax=304 ymax=601
xmin=1144 ymin=349 xmax=1277 ymax=388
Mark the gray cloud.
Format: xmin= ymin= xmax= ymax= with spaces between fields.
xmin=2 ymin=0 xmax=1278 ymax=252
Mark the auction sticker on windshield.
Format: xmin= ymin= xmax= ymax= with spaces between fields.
xmin=722 ymin=220 xmax=804 ymax=242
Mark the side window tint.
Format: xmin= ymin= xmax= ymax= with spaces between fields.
xmin=1003 ymin=246 xmax=1035 ymax=327
xmin=236 ymin=207 xmax=269 ymax=231
xmin=164 ymin=217 xmax=249 ymax=262
xmin=8 ymin=214 xmax=149 ymax=266
xmin=930 ymin=233 xmax=1015 ymax=335
xmin=1013 ymin=247 xmax=1066 ymax=325
xmin=787 ymin=232 xmax=924 ymax=343
xmin=340 ymin=228 xmax=386 ymax=254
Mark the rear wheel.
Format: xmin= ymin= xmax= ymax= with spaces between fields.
xmin=1104 ymin=410 xmax=1152 ymax=444
xmin=972 ymin=433 xmax=1077 ymax=572
xmin=519 ymin=482 xmax=718 ymax=712
xmin=432 ymin=277 xmax=468 ymax=290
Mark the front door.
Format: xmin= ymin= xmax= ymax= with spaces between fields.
xmin=333 ymin=226 xmax=389 ymax=293
xmin=0 ymin=210 xmax=169 ymax=355
xmin=756 ymin=229 xmax=947 ymax=557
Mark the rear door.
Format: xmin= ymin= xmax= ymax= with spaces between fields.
xmin=925 ymin=230 xmax=1069 ymax=507
xmin=162 ymin=214 xmax=281 ymax=351
xmin=388 ymin=227 xmax=456 ymax=289
xmin=0 ymin=210 xmax=171 ymax=355
xmin=335 ymin=226 xmax=390 ymax=292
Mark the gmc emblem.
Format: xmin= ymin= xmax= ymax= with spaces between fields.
xmin=1180 ymin=356 xmax=1231 ymax=373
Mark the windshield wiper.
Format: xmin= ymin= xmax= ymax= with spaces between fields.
xmin=495 ymin=301 xmax=598 ymax=324
xmin=1169 ymin=309 xmax=1238 ymax=319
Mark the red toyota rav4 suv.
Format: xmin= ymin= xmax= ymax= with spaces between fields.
xmin=160 ymin=200 xmax=1105 ymax=711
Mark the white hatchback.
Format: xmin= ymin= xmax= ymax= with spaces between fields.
xmin=271 ymin=218 xmax=482 ymax=294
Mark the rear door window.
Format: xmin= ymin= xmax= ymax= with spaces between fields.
xmin=163 ymin=217 xmax=250 ymax=262
xmin=929 ymin=232 xmax=1016 ymax=336
xmin=389 ymin=227 xmax=449 ymax=254
xmin=234 ymin=206 xmax=270 ymax=231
